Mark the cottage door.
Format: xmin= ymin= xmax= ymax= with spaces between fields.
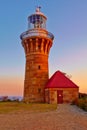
xmin=57 ymin=90 xmax=63 ymax=104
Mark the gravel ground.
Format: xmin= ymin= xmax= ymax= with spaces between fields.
xmin=0 ymin=104 xmax=87 ymax=130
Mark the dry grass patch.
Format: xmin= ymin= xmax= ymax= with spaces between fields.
xmin=0 ymin=102 xmax=57 ymax=114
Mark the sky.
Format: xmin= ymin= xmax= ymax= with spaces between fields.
xmin=0 ymin=0 xmax=87 ymax=96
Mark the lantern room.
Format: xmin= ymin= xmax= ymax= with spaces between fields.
xmin=28 ymin=7 xmax=47 ymax=29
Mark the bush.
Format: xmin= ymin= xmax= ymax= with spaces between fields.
xmin=77 ymin=98 xmax=87 ymax=111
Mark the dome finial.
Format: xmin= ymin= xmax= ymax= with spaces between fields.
xmin=36 ymin=6 xmax=41 ymax=12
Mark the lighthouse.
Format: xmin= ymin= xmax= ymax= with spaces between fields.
xmin=20 ymin=7 xmax=54 ymax=103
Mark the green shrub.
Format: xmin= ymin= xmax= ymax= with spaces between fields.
xmin=77 ymin=98 xmax=87 ymax=111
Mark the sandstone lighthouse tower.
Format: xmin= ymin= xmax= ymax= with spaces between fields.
xmin=20 ymin=7 xmax=54 ymax=103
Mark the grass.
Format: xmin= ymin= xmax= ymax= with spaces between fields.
xmin=0 ymin=102 xmax=57 ymax=114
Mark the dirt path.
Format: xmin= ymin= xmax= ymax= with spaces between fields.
xmin=0 ymin=104 xmax=87 ymax=130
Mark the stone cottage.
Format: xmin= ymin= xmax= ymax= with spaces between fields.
xmin=45 ymin=71 xmax=79 ymax=104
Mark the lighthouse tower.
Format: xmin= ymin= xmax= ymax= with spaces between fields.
xmin=20 ymin=7 xmax=54 ymax=103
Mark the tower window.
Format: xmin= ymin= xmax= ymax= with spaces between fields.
xmin=38 ymin=44 xmax=40 ymax=50
xmin=38 ymin=88 xmax=41 ymax=93
xmin=38 ymin=65 xmax=41 ymax=70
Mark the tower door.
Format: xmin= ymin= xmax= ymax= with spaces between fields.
xmin=57 ymin=90 xmax=63 ymax=104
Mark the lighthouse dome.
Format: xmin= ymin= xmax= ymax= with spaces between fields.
xmin=28 ymin=7 xmax=47 ymax=29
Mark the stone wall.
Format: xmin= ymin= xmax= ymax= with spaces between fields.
xmin=22 ymin=37 xmax=53 ymax=103
xmin=45 ymin=88 xmax=79 ymax=104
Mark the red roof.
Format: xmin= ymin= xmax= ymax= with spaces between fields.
xmin=45 ymin=70 xmax=79 ymax=88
